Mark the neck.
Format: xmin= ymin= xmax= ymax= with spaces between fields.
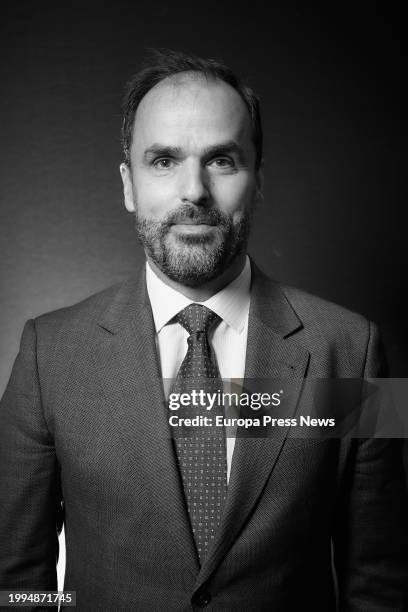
xmin=146 ymin=253 xmax=247 ymax=302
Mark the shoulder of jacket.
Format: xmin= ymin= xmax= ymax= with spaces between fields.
xmin=32 ymin=278 xmax=129 ymax=333
xmin=278 ymin=282 xmax=371 ymax=339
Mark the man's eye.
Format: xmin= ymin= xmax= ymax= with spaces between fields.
xmin=153 ymin=158 xmax=174 ymax=170
xmin=210 ymin=157 xmax=234 ymax=168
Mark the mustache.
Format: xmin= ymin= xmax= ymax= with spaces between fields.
xmin=162 ymin=205 xmax=230 ymax=227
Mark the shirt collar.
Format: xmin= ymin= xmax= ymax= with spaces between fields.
xmin=146 ymin=256 xmax=251 ymax=334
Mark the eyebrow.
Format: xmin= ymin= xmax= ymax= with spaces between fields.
xmin=143 ymin=140 xmax=247 ymax=164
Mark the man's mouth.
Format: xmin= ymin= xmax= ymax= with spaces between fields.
xmin=171 ymin=219 xmax=215 ymax=225
xmin=171 ymin=222 xmax=215 ymax=233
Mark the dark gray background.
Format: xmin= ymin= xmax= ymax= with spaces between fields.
xmin=1 ymin=2 xmax=407 ymax=394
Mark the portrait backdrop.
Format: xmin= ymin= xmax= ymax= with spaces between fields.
xmin=1 ymin=1 xmax=407 ymax=397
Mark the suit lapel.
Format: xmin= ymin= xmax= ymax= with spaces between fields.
xmin=93 ymin=268 xmax=199 ymax=575
xmin=195 ymin=262 xmax=310 ymax=588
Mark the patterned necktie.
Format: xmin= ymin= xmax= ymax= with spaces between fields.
xmin=171 ymin=304 xmax=228 ymax=563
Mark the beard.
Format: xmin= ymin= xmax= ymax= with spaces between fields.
xmin=134 ymin=203 xmax=252 ymax=286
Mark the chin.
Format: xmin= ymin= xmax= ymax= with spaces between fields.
xmin=154 ymin=235 xmax=244 ymax=287
xmin=155 ymin=239 xmax=225 ymax=285
xmin=138 ymin=218 xmax=249 ymax=287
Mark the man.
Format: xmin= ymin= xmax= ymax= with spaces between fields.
xmin=0 ymin=50 xmax=407 ymax=611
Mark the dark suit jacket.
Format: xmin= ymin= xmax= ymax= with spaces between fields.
xmin=0 ymin=262 xmax=407 ymax=611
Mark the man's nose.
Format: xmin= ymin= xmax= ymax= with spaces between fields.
xmin=179 ymin=161 xmax=210 ymax=205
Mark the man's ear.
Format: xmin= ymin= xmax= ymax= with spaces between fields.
xmin=120 ymin=163 xmax=136 ymax=212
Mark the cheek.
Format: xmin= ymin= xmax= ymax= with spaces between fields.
xmin=212 ymin=175 xmax=256 ymax=214
xmin=133 ymin=177 xmax=175 ymax=219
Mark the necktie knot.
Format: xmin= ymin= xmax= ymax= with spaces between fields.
xmin=175 ymin=304 xmax=220 ymax=336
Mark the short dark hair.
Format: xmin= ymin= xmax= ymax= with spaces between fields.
xmin=122 ymin=49 xmax=263 ymax=170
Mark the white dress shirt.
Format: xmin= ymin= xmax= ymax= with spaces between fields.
xmin=146 ymin=256 xmax=251 ymax=482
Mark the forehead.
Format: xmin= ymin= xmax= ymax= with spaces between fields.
xmin=131 ymin=74 xmax=253 ymax=153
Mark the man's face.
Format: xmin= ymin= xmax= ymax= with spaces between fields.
xmin=120 ymin=73 xmax=262 ymax=286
